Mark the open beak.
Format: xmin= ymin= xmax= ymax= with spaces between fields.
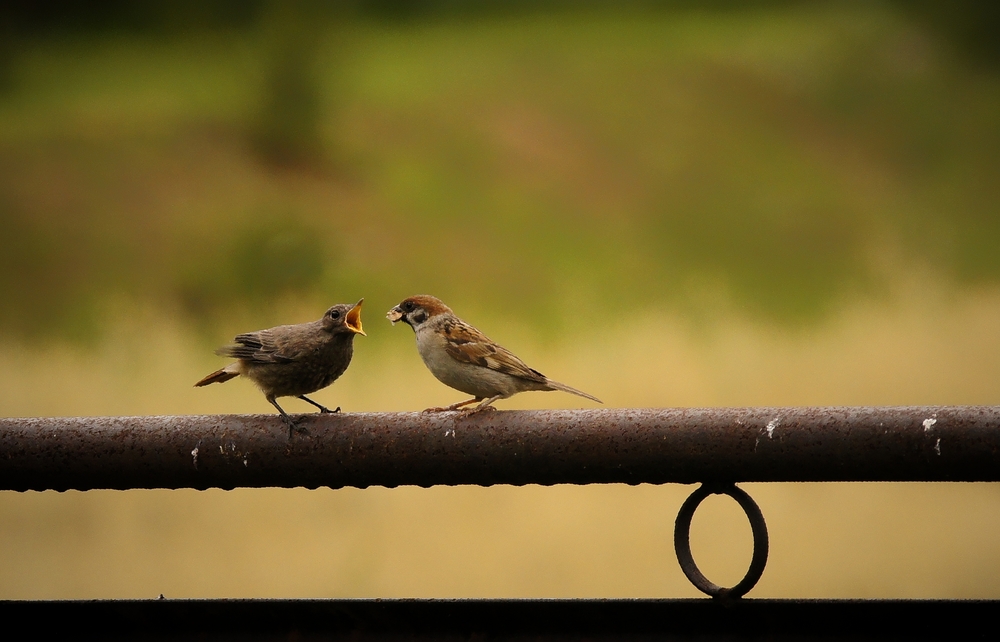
xmin=386 ymin=306 xmax=403 ymax=326
xmin=346 ymin=299 xmax=365 ymax=336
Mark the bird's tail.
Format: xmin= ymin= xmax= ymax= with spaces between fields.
xmin=546 ymin=379 xmax=602 ymax=404
xmin=194 ymin=364 xmax=240 ymax=387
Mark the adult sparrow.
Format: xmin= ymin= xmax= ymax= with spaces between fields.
xmin=195 ymin=300 xmax=365 ymax=436
xmin=386 ymin=295 xmax=601 ymax=412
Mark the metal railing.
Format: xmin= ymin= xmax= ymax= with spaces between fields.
xmin=2 ymin=406 xmax=999 ymax=598
xmin=4 ymin=598 xmax=997 ymax=639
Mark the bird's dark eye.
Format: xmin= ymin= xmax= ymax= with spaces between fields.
xmin=403 ymin=301 xmax=413 ymax=311
xmin=330 ymin=311 xmax=341 ymax=319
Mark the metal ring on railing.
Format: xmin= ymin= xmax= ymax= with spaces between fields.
xmin=673 ymin=482 xmax=769 ymax=599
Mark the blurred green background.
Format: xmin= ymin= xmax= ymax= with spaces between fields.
xmin=1 ymin=0 xmax=999 ymax=599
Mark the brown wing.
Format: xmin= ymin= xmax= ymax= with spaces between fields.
xmin=217 ymin=328 xmax=299 ymax=363
xmin=441 ymin=319 xmax=548 ymax=384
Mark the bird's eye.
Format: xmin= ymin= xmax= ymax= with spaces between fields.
xmin=330 ymin=311 xmax=341 ymax=319
xmin=403 ymin=302 xmax=413 ymax=311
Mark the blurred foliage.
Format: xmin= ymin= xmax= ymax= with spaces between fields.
xmin=2 ymin=1 xmax=999 ymax=64
xmin=0 ymin=1 xmax=265 ymax=35
xmin=175 ymin=213 xmax=328 ymax=321
xmin=253 ymin=30 xmax=324 ymax=166
xmin=894 ymin=1 xmax=1000 ymax=68
xmin=251 ymin=1 xmax=329 ymax=166
xmin=0 ymin=2 xmax=998 ymax=342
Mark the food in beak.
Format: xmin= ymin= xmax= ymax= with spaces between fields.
xmin=386 ymin=307 xmax=403 ymax=325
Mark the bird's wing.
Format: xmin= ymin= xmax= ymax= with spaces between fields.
xmin=442 ymin=319 xmax=548 ymax=383
xmin=217 ymin=329 xmax=298 ymax=363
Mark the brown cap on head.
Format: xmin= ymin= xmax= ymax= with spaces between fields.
xmin=386 ymin=295 xmax=453 ymax=324
xmin=400 ymin=295 xmax=452 ymax=316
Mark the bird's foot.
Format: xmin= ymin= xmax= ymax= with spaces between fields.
xmin=280 ymin=415 xmax=302 ymax=440
xmin=282 ymin=414 xmax=311 ymax=439
xmin=462 ymin=404 xmax=497 ymax=415
xmin=318 ymin=406 xmax=341 ymax=414
xmin=462 ymin=395 xmax=503 ymax=414
xmin=271 ymin=398 xmax=308 ymax=439
xmin=422 ymin=398 xmax=481 ymax=413
xmin=423 ymin=404 xmax=478 ymax=413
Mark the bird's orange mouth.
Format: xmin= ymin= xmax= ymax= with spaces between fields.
xmin=346 ymin=299 xmax=366 ymax=336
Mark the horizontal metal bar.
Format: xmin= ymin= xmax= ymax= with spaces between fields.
xmin=2 ymin=599 xmax=998 ymax=640
xmin=2 ymin=406 xmax=998 ymax=491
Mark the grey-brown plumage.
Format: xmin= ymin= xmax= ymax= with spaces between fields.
xmin=195 ymin=300 xmax=365 ymax=436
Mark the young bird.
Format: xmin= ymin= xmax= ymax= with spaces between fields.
xmin=195 ymin=300 xmax=365 ymax=436
xmin=386 ymin=295 xmax=601 ymax=413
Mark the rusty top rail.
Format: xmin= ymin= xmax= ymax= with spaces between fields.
xmin=1 ymin=406 xmax=998 ymax=491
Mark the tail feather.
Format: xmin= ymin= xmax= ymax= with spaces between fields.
xmin=545 ymin=379 xmax=602 ymax=404
xmin=194 ymin=365 xmax=240 ymax=387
